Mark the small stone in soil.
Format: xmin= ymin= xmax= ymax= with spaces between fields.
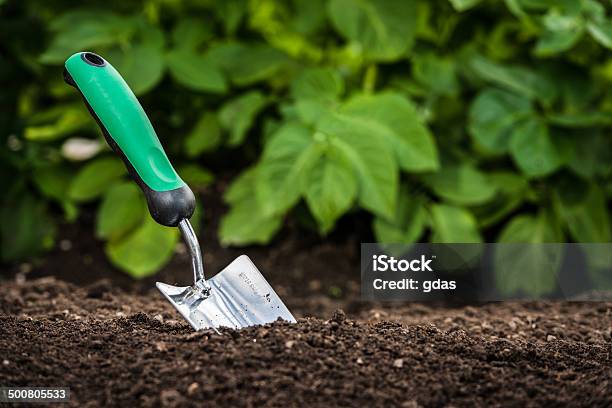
xmin=332 ymin=309 xmax=346 ymax=323
xmin=186 ymin=332 xmax=206 ymax=340
xmin=308 ymin=280 xmax=322 ymax=291
xmin=86 ymin=280 xmax=112 ymax=299
xmin=59 ymin=240 xmax=72 ymax=251
xmin=393 ymin=359 xmax=404 ymax=368
xmin=187 ymin=382 xmax=199 ymax=396
xmin=160 ymin=389 xmax=182 ymax=407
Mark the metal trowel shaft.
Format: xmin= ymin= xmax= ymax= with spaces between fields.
xmin=178 ymin=219 xmax=211 ymax=293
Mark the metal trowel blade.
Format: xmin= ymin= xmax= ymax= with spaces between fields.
xmin=156 ymin=255 xmax=296 ymax=330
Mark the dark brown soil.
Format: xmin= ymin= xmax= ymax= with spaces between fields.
xmin=1 ymin=278 xmax=610 ymax=407
xmin=2 ymin=185 xmax=611 ymax=406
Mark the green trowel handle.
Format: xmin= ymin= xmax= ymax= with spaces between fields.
xmin=64 ymin=52 xmax=195 ymax=227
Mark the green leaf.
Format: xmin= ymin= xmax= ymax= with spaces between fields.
xmin=106 ymin=215 xmax=179 ymax=278
xmin=184 ymin=112 xmax=222 ymax=157
xmin=373 ymin=190 xmax=426 ymax=243
xmin=290 ymin=67 xmax=344 ymax=101
xmin=449 ymin=0 xmax=481 ymax=12
xmin=220 ymin=168 xmax=283 ymax=246
xmin=171 ymin=18 xmax=213 ymax=50
xmin=469 ymin=55 xmax=556 ymax=102
xmin=246 ymin=0 xmax=323 ymax=61
xmin=468 ymin=88 xmax=532 ymax=154
xmin=67 ymin=157 xmax=125 ymax=202
xmin=304 ymin=145 xmax=357 ymax=233
xmin=219 ymin=91 xmax=268 ymax=146
xmin=255 ymin=122 xmax=320 ymax=215
xmin=32 ymin=164 xmax=73 ymax=203
xmin=430 ymin=204 xmax=481 ymax=243
xmin=224 ymin=166 xmax=258 ymax=205
xmin=0 ymin=193 xmax=55 ymax=262
xmin=341 ymin=92 xmax=439 ymax=172
xmin=48 ymin=9 xmax=132 ymax=33
xmin=96 ymin=182 xmax=145 ymax=241
xmin=548 ymin=111 xmax=612 ymax=128
xmin=504 ymin=0 xmax=524 ymax=16
xmin=288 ymin=0 xmax=328 ymax=35
xmin=327 ymin=0 xmax=417 ymax=61
xmin=214 ymin=0 xmax=246 ymax=35
xmin=495 ymin=211 xmax=562 ymax=296
xmin=411 ymin=53 xmax=458 ymax=96
xmin=293 ymin=99 xmax=333 ymax=125
xmin=176 ymin=164 xmax=214 ymax=188
xmin=535 ymin=11 xmax=584 ymax=56
xmin=319 ymin=113 xmax=399 ymax=220
xmin=509 ymin=118 xmax=561 ymax=178
xmin=535 ymin=27 xmax=584 ymax=56
xmin=105 ymin=43 xmax=165 ymax=95
xmin=587 ymin=20 xmax=612 ymax=49
xmin=582 ymin=0 xmax=605 ymax=20
xmin=556 ymin=130 xmax=612 ymax=178
xmin=498 ymin=211 xmax=561 ymax=243
xmin=553 ymin=179 xmax=611 ymax=242
xmin=24 ymin=106 xmax=91 ymax=141
xmin=32 ymin=164 xmax=77 ymax=220
xmin=136 ymin=21 xmax=165 ymax=49
xmin=219 ymin=200 xmax=283 ymax=246
xmin=472 ymin=172 xmax=528 ymax=227
xmin=40 ymin=11 xmax=135 ymax=64
xmin=166 ymin=49 xmax=227 ymax=93
xmin=208 ymin=42 xmax=290 ymax=86
xmin=424 ymin=163 xmax=497 ymax=205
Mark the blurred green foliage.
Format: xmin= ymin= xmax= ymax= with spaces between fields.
xmin=2 ymin=0 xmax=612 ymax=291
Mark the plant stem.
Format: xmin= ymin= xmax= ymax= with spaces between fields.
xmin=363 ymin=64 xmax=378 ymax=94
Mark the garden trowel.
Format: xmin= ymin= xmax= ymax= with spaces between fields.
xmin=64 ymin=52 xmax=296 ymax=330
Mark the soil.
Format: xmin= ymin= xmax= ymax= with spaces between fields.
xmin=0 ymin=278 xmax=610 ymax=407
xmin=1 ymin=186 xmax=611 ymax=407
